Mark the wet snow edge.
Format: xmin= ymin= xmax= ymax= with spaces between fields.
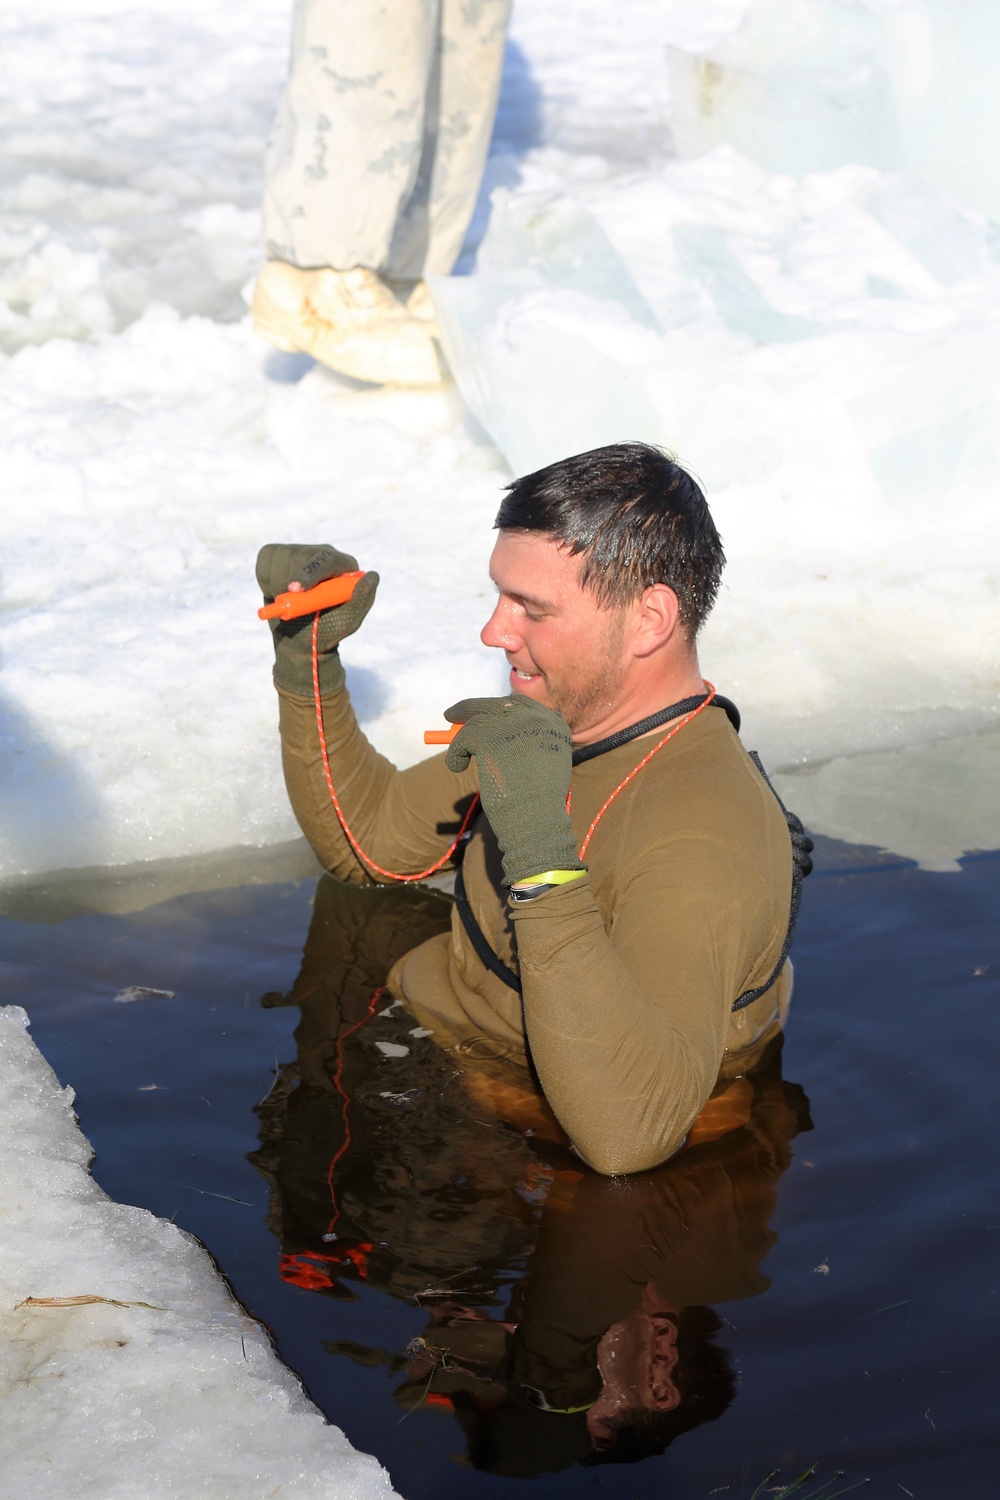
xmin=0 ymin=1005 xmax=400 ymax=1500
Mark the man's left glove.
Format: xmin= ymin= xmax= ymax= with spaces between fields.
xmin=255 ymin=543 xmax=379 ymax=696
xmin=444 ymin=696 xmax=585 ymax=888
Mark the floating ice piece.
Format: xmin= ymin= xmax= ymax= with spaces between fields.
xmin=113 ymin=985 xmax=176 ymax=1004
xmin=374 ymin=1041 xmax=410 ymax=1058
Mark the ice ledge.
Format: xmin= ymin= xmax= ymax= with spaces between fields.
xmin=0 ymin=1006 xmax=401 ymax=1500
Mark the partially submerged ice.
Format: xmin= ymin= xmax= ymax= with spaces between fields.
xmin=773 ymin=732 xmax=1000 ymax=875
xmin=0 ymin=1006 xmax=400 ymax=1500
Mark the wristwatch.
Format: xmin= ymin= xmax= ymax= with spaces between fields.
xmin=508 ymin=868 xmax=587 ymax=904
xmin=508 ymin=882 xmax=557 ymax=904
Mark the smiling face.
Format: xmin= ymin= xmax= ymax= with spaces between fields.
xmin=585 ymin=1290 xmax=682 ymax=1451
xmin=480 ymin=530 xmax=632 ymax=738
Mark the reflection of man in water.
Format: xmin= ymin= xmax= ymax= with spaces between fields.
xmin=252 ymin=873 xmax=812 ymax=1474
xmin=420 ymin=1054 xmax=810 ymax=1474
xmin=587 ymin=1285 xmax=689 ymax=1447
xmin=256 ymin=443 xmax=812 ymax=1177
xmin=251 ymin=0 xmax=511 ymax=385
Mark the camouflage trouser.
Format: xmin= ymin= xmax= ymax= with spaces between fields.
xmin=263 ymin=0 xmax=512 ymax=278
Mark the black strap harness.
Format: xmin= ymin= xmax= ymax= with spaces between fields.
xmin=452 ymin=693 xmax=814 ymax=1013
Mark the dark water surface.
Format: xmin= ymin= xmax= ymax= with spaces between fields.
xmin=2 ymin=840 xmax=998 ymax=1500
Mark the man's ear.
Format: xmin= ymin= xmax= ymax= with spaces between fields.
xmin=630 ymin=584 xmax=682 ymax=658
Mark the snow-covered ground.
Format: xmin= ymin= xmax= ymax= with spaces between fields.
xmin=0 ymin=1006 xmax=399 ymax=1500
xmin=1 ymin=0 xmax=997 ymax=883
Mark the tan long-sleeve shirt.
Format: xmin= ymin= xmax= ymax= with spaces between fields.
xmin=277 ymin=684 xmax=793 ymax=1175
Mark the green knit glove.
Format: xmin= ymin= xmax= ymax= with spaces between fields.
xmin=256 ymin=544 xmax=379 ymax=697
xmin=444 ymin=696 xmax=584 ymax=887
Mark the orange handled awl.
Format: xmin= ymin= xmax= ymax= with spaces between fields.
xmin=424 ymin=725 xmax=463 ymax=745
xmin=258 ymin=571 xmax=365 ymax=622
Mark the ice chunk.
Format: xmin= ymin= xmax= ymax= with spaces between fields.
xmin=113 ymin=986 xmax=176 ymax=1003
xmin=474 ymin=190 xmax=662 ymax=332
xmin=672 ymin=222 xmax=827 ymax=343
xmin=885 ymin=0 xmax=1000 ymax=224
xmin=846 ymin=330 xmax=1000 ymax=510
xmin=667 ymin=0 xmax=903 ymax=177
xmin=865 ymin=175 xmax=988 ymax=286
xmin=668 ymin=0 xmax=1000 ymax=224
xmin=431 ymin=190 xmax=668 ymax=475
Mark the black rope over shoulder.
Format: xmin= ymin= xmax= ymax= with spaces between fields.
xmin=451 ymin=696 xmax=814 ymax=1008
xmin=571 ymin=692 xmax=742 ymax=765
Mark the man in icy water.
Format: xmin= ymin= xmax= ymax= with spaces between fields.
xmin=256 ymin=442 xmax=811 ymax=1175
xmin=253 ymin=872 xmax=812 ymax=1471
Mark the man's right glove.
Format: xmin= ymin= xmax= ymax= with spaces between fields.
xmin=255 ymin=543 xmax=379 ymax=696
xmin=444 ymin=695 xmax=585 ymax=888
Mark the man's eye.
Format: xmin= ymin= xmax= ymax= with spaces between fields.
xmin=523 ymin=609 xmax=545 ymax=622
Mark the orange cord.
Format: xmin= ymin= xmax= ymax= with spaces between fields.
xmin=325 ymin=984 xmax=385 ymax=1237
xmin=569 ymin=682 xmax=717 ymax=859
xmin=311 ymin=616 xmax=479 ymax=882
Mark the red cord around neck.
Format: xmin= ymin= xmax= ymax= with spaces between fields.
xmin=569 ymin=683 xmax=717 ymax=859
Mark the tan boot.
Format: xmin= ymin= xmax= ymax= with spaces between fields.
xmin=251 ymin=261 xmax=444 ymax=386
xmin=387 ymin=278 xmax=438 ymax=324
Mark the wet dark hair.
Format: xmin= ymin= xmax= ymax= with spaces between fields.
xmin=495 ymin=443 xmax=725 ymax=635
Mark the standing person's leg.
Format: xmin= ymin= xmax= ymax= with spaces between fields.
xmin=386 ymin=0 xmax=513 ymax=283
xmin=253 ymin=0 xmax=444 ymax=384
xmin=263 ymin=0 xmax=437 ymax=272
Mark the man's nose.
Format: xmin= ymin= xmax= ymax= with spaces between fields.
xmin=481 ymin=598 xmax=520 ymax=651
